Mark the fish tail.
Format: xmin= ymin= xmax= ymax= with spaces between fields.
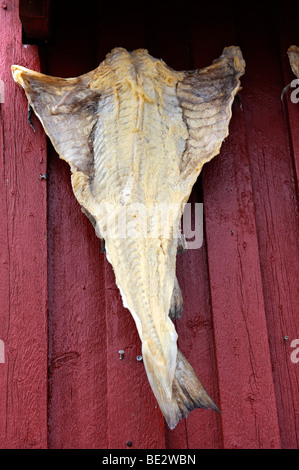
xmin=148 ymin=349 xmax=220 ymax=430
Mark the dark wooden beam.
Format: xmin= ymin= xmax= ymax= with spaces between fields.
xmin=19 ymin=0 xmax=52 ymax=41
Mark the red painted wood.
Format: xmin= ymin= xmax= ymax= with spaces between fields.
xmin=46 ymin=2 xmax=107 ymax=449
xmin=277 ymin=10 xmax=299 ymax=446
xmin=19 ymin=0 xmax=52 ymax=41
xmin=171 ymin=202 xmax=222 ymax=449
xmin=278 ymin=0 xmax=299 ymax=195
xmin=190 ymin=1 xmax=282 ymax=448
xmin=204 ymin=112 xmax=281 ymax=448
xmin=237 ymin=0 xmax=299 ymax=448
xmin=1 ymin=0 xmax=298 ymax=449
xmin=104 ymin=260 xmax=165 ymax=449
xmin=0 ymin=0 xmax=47 ymax=448
xmin=47 ymin=155 xmax=108 ymax=449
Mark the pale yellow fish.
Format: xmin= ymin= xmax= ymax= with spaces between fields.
xmin=288 ymin=45 xmax=299 ymax=78
xmin=281 ymin=45 xmax=299 ymax=100
xmin=12 ymin=47 xmax=245 ymax=429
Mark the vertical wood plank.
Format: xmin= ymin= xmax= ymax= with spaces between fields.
xmin=237 ymin=0 xmax=299 ymax=449
xmin=278 ymin=0 xmax=299 ymax=193
xmin=47 ymin=154 xmax=108 ymax=449
xmin=104 ymin=261 xmax=165 ymax=449
xmin=277 ymin=7 xmax=299 ymax=445
xmin=172 ymin=195 xmax=222 ymax=449
xmin=46 ymin=0 xmax=108 ymax=448
xmin=204 ymin=107 xmax=281 ymax=449
xmin=190 ymin=1 xmax=282 ymax=448
xmin=0 ymin=0 xmax=48 ymax=448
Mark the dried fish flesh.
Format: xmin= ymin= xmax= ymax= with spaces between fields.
xmin=12 ymin=46 xmax=245 ymax=429
xmin=288 ymin=45 xmax=299 ymax=78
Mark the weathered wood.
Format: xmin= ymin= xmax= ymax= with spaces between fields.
xmin=0 ymin=0 xmax=47 ymax=449
xmin=172 ymin=203 xmax=222 ymax=449
xmin=277 ymin=12 xmax=299 ymax=446
xmin=45 ymin=1 xmax=108 ymax=449
xmin=278 ymin=0 xmax=299 ymax=195
xmin=190 ymin=1 xmax=282 ymax=448
xmin=1 ymin=0 xmax=298 ymax=449
xmin=238 ymin=0 xmax=299 ymax=449
xmin=203 ymin=107 xmax=281 ymax=449
xmin=104 ymin=260 xmax=165 ymax=449
xmin=19 ymin=0 xmax=53 ymax=41
xmin=47 ymin=154 xmax=108 ymax=449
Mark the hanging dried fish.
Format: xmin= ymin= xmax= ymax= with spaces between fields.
xmin=281 ymin=45 xmax=299 ymax=100
xmin=12 ymin=46 xmax=245 ymax=429
xmin=288 ymin=45 xmax=299 ymax=78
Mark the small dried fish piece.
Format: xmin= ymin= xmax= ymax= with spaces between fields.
xmin=12 ymin=46 xmax=245 ymax=429
xmin=288 ymin=45 xmax=299 ymax=78
xmin=282 ymin=45 xmax=299 ymax=100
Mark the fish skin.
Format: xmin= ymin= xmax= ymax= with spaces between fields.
xmin=169 ymin=275 xmax=183 ymax=320
xmin=11 ymin=46 xmax=245 ymax=429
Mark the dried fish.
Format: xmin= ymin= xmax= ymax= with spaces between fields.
xmin=282 ymin=46 xmax=299 ymax=100
xmin=288 ymin=45 xmax=299 ymax=78
xmin=12 ymin=46 xmax=245 ymax=429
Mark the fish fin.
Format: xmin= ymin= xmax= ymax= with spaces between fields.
xmin=81 ymin=206 xmax=97 ymax=228
xmin=27 ymin=102 xmax=35 ymax=131
xmin=177 ymin=231 xmax=187 ymax=254
xmin=169 ymin=276 xmax=183 ymax=320
xmin=164 ymin=350 xmax=219 ymax=430
xmin=11 ymin=64 xmax=100 ymax=176
xmin=177 ymin=46 xmax=245 ymax=180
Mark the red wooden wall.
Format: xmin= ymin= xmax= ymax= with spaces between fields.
xmin=0 ymin=0 xmax=299 ymax=449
